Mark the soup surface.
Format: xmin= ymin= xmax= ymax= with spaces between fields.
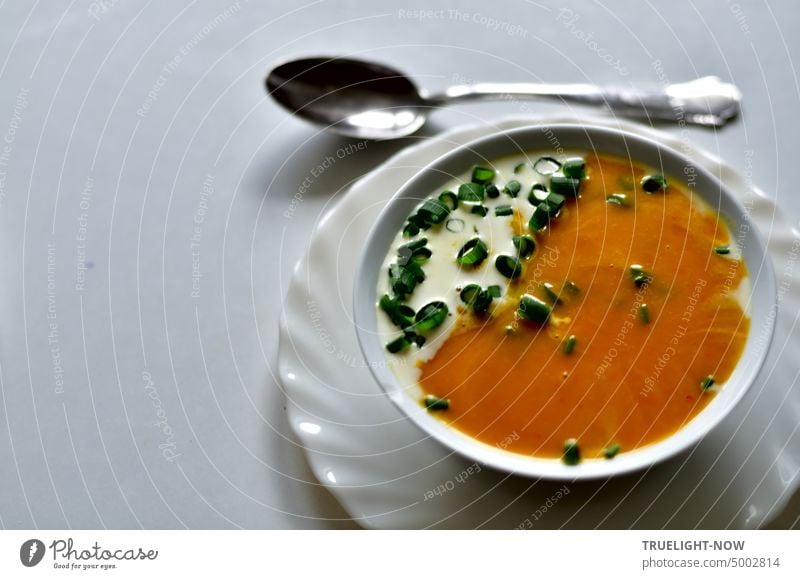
xmin=376 ymin=151 xmax=749 ymax=462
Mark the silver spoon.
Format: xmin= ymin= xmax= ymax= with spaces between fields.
xmin=266 ymin=56 xmax=741 ymax=140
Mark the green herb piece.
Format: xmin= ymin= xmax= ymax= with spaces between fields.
xmin=413 ymin=335 xmax=426 ymax=347
xmin=629 ymin=264 xmax=652 ymax=287
xmin=561 ymin=157 xmax=586 ymax=179
xmin=529 ymin=203 xmax=551 ymax=231
xmin=533 ymin=156 xmax=561 ymax=176
xmin=641 ymin=174 xmax=667 ymax=193
xmin=388 ymin=261 xmax=424 ymax=299
xmin=550 ymin=175 xmax=581 ymax=197
xmin=486 ymin=285 xmax=502 ymax=298
xmin=445 ymin=218 xmax=464 ymax=233
xmin=459 ymin=284 xmax=482 ymax=306
xmin=495 ymin=255 xmax=522 ymax=279
xmin=438 ymin=191 xmax=458 ymax=211
xmin=402 ymin=222 xmax=420 ymax=237
xmin=517 ymin=294 xmax=551 ymax=324
xmin=458 ymin=182 xmax=485 ymax=203
xmin=603 ymin=443 xmax=621 ymax=459
xmin=379 ymin=294 xmax=416 ymax=329
xmin=414 ymin=301 xmax=448 ymax=332
xmin=700 ymin=375 xmax=715 ymax=390
xmin=512 ymin=235 xmax=536 ymax=259
xmin=424 ymin=394 xmax=450 ymax=411
xmin=564 ymin=280 xmax=580 ymax=294
xmin=386 ymin=335 xmax=410 ymax=353
xmin=714 ymin=245 xmax=731 ymax=255
xmin=471 ymin=166 xmax=496 ymax=185
xmin=544 ymin=191 xmax=565 ymax=213
xmin=494 ymin=205 xmax=513 ymax=217
xmin=419 ymin=198 xmax=451 ymax=225
xmin=471 ymin=205 xmax=488 ymax=217
xmin=542 ymin=282 xmax=561 ymax=305
xmin=485 ymin=184 xmax=500 ymax=199
xmin=456 ymin=238 xmax=488 ymax=267
xmin=562 ymin=438 xmax=581 ymax=465
xmin=503 ymin=180 xmax=521 ymax=198
xmin=563 ymin=335 xmax=577 ymax=355
xmin=513 ymin=162 xmax=527 ymax=174
xmin=528 ymin=183 xmax=550 ymax=206
xmin=639 ymin=303 xmax=650 ymax=324
xmin=606 ymin=193 xmax=628 ymax=206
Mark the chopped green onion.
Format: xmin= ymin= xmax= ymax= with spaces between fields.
xmin=456 ymin=238 xmax=488 ymax=267
xmin=503 ymin=180 xmax=521 ymax=198
xmin=606 ymin=193 xmax=628 ymax=206
xmin=562 ymin=438 xmax=581 ymax=465
xmin=424 ymin=394 xmax=450 ymax=411
xmin=512 ymin=235 xmax=536 ymax=259
xmin=714 ymin=245 xmax=731 ymax=255
xmin=446 ymin=218 xmax=464 ymax=233
xmin=513 ymin=162 xmax=526 ymax=174
xmin=629 ymin=264 xmax=652 ymax=287
xmin=402 ymin=222 xmax=420 ymax=237
xmin=438 ymin=191 xmax=458 ymax=211
xmin=485 ymin=184 xmax=500 ymax=198
xmin=542 ymin=282 xmax=561 ymax=305
xmin=533 ymin=156 xmax=561 ymax=176
xmin=528 ymin=183 xmax=550 ymax=205
xmin=639 ymin=303 xmax=650 ymax=324
xmin=471 ymin=166 xmax=496 ymax=185
xmin=561 ymin=157 xmax=586 ymax=179
xmin=517 ymin=294 xmax=551 ymax=324
xmin=700 ymin=375 xmax=715 ymax=390
xmin=458 ymin=182 xmax=485 ymax=203
xmin=417 ymin=198 xmax=450 ymax=225
xmin=641 ymin=174 xmax=667 ymax=193
xmin=495 ymin=255 xmax=522 ymax=279
xmin=550 ymin=175 xmax=581 ymax=196
xmin=563 ymin=335 xmax=577 ymax=355
xmin=603 ymin=443 xmax=621 ymax=459
xmin=414 ymin=301 xmax=448 ymax=332
xmin=388 ymin=261 xmax=424 ymax=299
xmin=460 ymin=284 xmax=482 ymax=305
xmin=411 ymin=248 xmax=432 ymax=264
xmin=386 ymin=335 xmax=410 ymax=353
xmin=379 ymin=294 xmax=415 ymax=329
xmin=413 ymin=335 xmax=426 ymax=347
xmin=487 ymin=285 xmax=501 ymax=298
xmin=470 ymin=205 xmax=488 ymax=217
xmin=494 ymin=205 xmax=513 ymax=217
xmin=544 ymin=192 xmax=565 ymax=213
xmin=529 ymin=204 xmax=551 ymax=231
xmin=564 ymin=280 xmax=580 ymax=294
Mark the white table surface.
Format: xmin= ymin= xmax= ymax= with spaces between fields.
xmin=0 ymin=0 xmax=797 ymax=529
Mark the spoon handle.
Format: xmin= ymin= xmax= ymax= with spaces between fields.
xmin=429 ymin=76 xmax=741 ymax=127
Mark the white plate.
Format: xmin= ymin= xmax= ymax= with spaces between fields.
xmin=278 ymin=116 xmax=800 ymax=529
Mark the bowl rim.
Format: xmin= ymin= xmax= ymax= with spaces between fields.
xmin=353 ymin=123 xmax=777 ymax=480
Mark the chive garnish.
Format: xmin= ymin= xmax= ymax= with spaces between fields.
xmin=503 ymin=180 xmax=521 ymax=198
xmin=446 ymin=218 xmax=464 ymax=233
xmin=639 ymin=303 xmax=650 ymax=324
xmin=542 ymin=282 xmax=561 ymax=305
xmin=402 ymin=222 xmax=420 ymax=237
xmin=529 ymin=204 xmax=550 ymax=231
xmin=386 ymin=335 xmax=410 ymax=353
xmin=517 ymin=294 xmax=551 ymax=324
xmin=438 ymin=191 xmax=458 ymax=211
xmin=471 ymin=205 xmax=488 ymax=217
xmin=549 ymin=175 xmax=581 ymax=196
xmin=606 ymin=193 xmax=628 ymax=206
xmin=460 ymin=284 xmax=481 ymax=306
xmin=414 ymin=301 xmax=448 ymax=332
xmin=533 ymin=156 xmax=561 ymax=175
xmin=458 ymin=182 xmax=485 ymax=203
xmin=424 ymin=394 xmax=450 ymax=411
xmin=701 ymin=375 xmax=715 ymax=390
xmin=460 ymin=284 xmax=500 ymax=315
xmin=714 ymin=245 xmax=731 ymax=255
xmin=485 ymin=184 xmax=500 ymax=198
xmin=564 ymin=280 xmax=580 ymax=294
xmin=528 ymin=183 xmax=550 ymax=206
xmin=487 ymin=285 xmax=501 ymax=298
xmin=563 ymin=335 xmax=577 ymax=355
xmin=456 ymin=238 xmax=488 ymax=267
xmin=512 ymin=235 xmax=536 ymax=259
xmin=603 ymin=443 xmax=621 ymax=459
xmin=561 ymin=157 xmax=586 ymax=179
xmin=495 ymin=255 xmax=522 ymax=279
xmin=388 ymin=261 xmax=424 ymax=299
xmin=379 ymin=294 xmax=416 ymax=329
xmin=641 ymin=174 xmax=667 ymax=193
xmin=513 ymin=162 xmax=526 ymax=174
xmin=494 ymin=205 xmax=513 ymax=217
xmin=629 ymin=264 xmax=652 ymax=287
xmin=471 ymin=166 xmax=496 ymax=185
xmin=562 ymin=438 xmax=581 ymax=465
xmin=417 ymin=197 xmax=450 ymax=225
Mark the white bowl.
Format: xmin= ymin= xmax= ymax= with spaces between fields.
xmin=353 ymin=124 xmax=776 ymax=480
